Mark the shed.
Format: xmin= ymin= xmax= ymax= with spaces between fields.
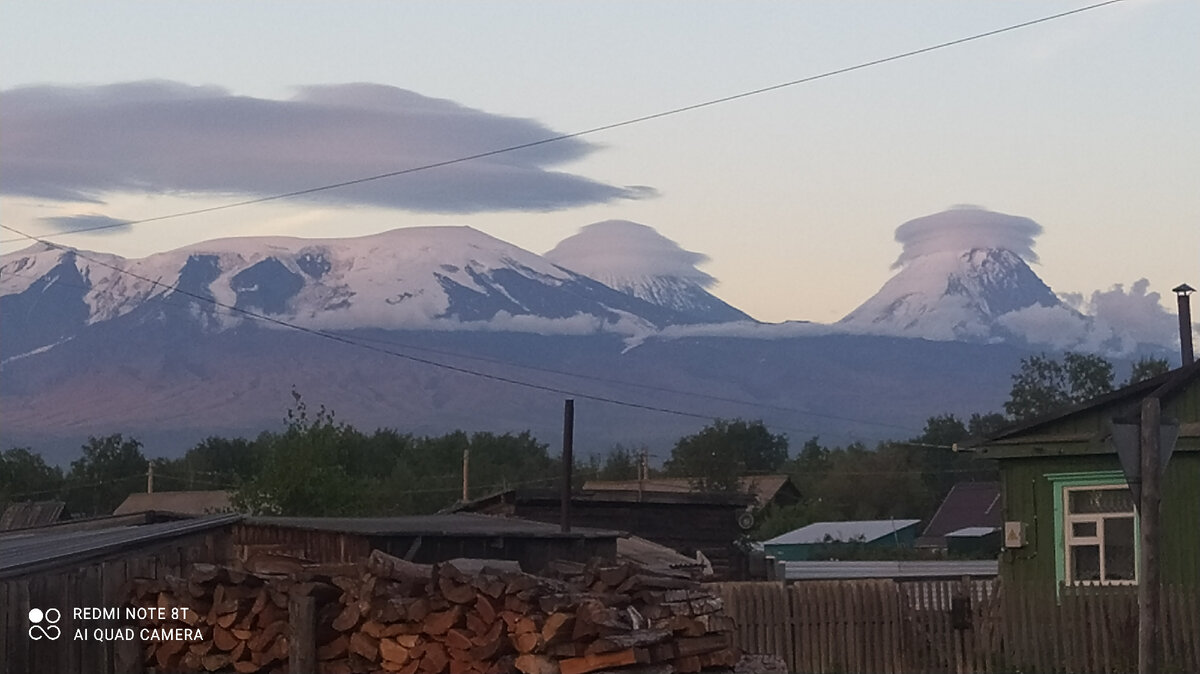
xmin=916 ymin=481 xmax=1001 ymax=549
xmin=944 ymin=526 xmax=1001 ymax=558
xmin=449 ymin=488 xmax=753 ymax=579
xmin=239 ymin=513 xmax=622 ymax=574
xmin=972 ymin=360 xmax=1200 ymax=595
xmin=763 ymin=519 xmax=922 ymax=561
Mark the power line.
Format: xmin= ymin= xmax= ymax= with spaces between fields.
xmin=0 ymin=262 xmax=920 ymax=434
xmin=1 ymin=224 xmax=838 ymax=437
xmin=2 ymin=225 xmax=942 ymax=439
xmin=0 ymin=0 xmax=1123 ymax=244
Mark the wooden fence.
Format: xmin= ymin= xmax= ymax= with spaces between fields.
xmin=712 ymin=579 xmax=1200 ymax=674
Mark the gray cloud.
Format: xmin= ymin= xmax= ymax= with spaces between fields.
xmin=893 ymin=205 xmax=1042 ymax=268
xmin=1 ymin=81 xmax=654 ymax=213
xmin=38 ymin=214 xmax=132 ymax=234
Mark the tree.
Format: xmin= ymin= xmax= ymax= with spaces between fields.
xmin=66 ymin=434 xmax=148 ymax=516
xmin=1004 ymin=352 xmax=1114 ymax=421
xmin=232 ymin=395 xmax=368 ymax=516
xmin=594 ymin=445 xmax=642 ymax=481
xmin=1125 ymin=356 xmax=1169 ymax=386
xmin=664 ymin=419 xmax=788 ymax=491
xmin=0 ymin=447 xmax=64 ymax=504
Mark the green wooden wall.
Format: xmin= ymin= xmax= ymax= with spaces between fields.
xmin=999 ymin=452 xmax=1200 ymax=591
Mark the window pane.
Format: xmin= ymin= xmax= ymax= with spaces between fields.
xmin=1104 ymin=517 xmax=1136 ymax=581
xmin=1072 ymin=521 xmax=1097 ymax=537
xmin=1069 ymin=488 xmax=1133 ymax=514
xmin=1071 ymin=545 xmax=1101 ymax=582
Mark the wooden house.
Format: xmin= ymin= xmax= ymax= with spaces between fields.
xmin=973 ymin=361 xmax=1200 ymax=594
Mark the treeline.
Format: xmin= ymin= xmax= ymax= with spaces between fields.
xmin=0 ymin=353 xmax=1171 ymax=523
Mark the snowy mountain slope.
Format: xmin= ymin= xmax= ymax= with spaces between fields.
xmin=839 ymin=247 xmax=1065 ymax=341
xmin=1 ymin=226 xmax=729 ymax=362
xmin=545 ymin=220 xmax=752 ymax=323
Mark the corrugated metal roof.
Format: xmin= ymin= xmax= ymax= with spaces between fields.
xmin=248 ymin=513 xmax=623 ymax=539
xmin=945 ymin=526 xmax=999 ymax=538
xmin=0 ymin=514 xmax=241 ymax=579
xmin=764 ymin=519 xmax=922 ymax=546
xmin=784 ymin=560 xmax=998 ymax=581
xmin=0 ymin=501 xmax=66 ymax=530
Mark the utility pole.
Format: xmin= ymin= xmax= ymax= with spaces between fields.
xmin=147 ymin=463 xmax=154 ymax=494
xmin=560 ymin=399 xmax=574 ymax=533
xmin=1138 ymin=396 xmax=1161 ymax=674
xmin=461 ymin=448 xmax=469 ymax=502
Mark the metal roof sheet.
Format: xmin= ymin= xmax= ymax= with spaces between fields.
xmin=764 ymin=519 xmax=922 ymax=546
xmin=0 ymin=514 xmax=241 ymax=579
xmin=247 ymin=513 xmax=624 ymax=539
xmin=0 ymin=501 xmax=66 ymax=530
xmin=945 ymin=526 xmax=999 ymax=538
xmin=784 ymin=560 xmax=998 ymax=581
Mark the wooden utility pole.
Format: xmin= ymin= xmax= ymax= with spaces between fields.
xmin=462 ymin=448 xmax=470 ymax=502
xmin=560 ymin=399 xmax=574 ymax=533
xmin=1138 ymin=396 xmax=1161 ymax=674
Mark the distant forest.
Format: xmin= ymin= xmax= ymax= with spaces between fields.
xmin=0 ymin=354 xmax=1169 ymax=539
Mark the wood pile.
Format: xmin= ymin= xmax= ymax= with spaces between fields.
xmin=129 ymin=552 xmax=738 ymax=674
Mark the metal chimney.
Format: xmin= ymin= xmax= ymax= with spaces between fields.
xmin=1174 ymin=284 xmax=1194 ymax=366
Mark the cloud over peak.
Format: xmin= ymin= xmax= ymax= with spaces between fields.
xmin=545 ymin=219 xmax=715 ymax=286
xmin=1 ymin=81 xmax=654 ymax=213
xmin=892 ymin=205 xmax=1043 ymax=268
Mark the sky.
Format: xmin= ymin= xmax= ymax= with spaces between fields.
xmin=1 ymin=1 xmax=1197 ymax=324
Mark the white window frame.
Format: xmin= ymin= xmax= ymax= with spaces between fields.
xmin=1062 ymin=484 xmax=1137 ymax=586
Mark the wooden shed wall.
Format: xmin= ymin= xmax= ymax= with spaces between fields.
xmin=1000 ymin=452 xmax=1200 ymax=591
xmin=232 ymin=522 xmax=371 ymax=564
xmin=0 ymin=529 xmax=230 ymax=674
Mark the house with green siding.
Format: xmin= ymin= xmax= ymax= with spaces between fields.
xmin=973 ymin=360 xmax=1200 ymax=596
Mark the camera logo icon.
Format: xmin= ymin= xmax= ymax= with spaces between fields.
xmin=28 ymin=608 xmax=62 ymax=641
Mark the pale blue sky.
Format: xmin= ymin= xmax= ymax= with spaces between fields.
xmin=2 ymin=1 xmax=1196 ymax=322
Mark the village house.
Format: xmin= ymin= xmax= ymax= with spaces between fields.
xmin=972 ymin=360 xmax=1200 ymax=594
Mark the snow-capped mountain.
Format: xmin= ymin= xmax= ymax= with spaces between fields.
xmin=0 ymin=226 xmax=733 ymax=362
xmin=839 ymin=247 xmax=1066 ymax=342
xmin=545 ymin=220 xmax=752 ymax=323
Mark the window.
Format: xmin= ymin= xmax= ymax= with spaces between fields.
xmin=1063 ymin=485 xmax=1136 ymax=585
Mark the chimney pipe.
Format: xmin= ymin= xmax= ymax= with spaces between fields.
xmin=1174 ymin=284 xmax=1194 ymax=366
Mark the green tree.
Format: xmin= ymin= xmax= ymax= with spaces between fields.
xmin=1004 ymin=352 xmax=1114 ymax=421
xmin=1125 ymin=356 xmax=1170 ymax=386
xmin=232 ymin=395 xmax=369 ymax=516
xmin=0 ymin=447 xmax=65 ymax=504
xmin=664 ymin=419 xmax=788 ymax=491
xmin=152 ymin=436 xmax=263 ymax=492
xmin=594 ymin=444 xmax=643 ymax=481
xmin=967 ymin=412 xmax=1008 ymax=438
xmin=66 ymin=434 xmax=148 ymax=516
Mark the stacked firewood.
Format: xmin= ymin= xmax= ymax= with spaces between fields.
xmin=129 ymin=552 xmax=738 ymax=674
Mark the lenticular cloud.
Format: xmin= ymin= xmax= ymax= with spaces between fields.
xmin=545 ymin=220 xmax=715 ymax=286
xmin=892 ymin=205 xmax=1043 ymax=268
